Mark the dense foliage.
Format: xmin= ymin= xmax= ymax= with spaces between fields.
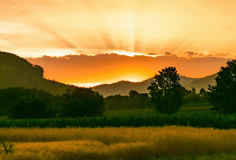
xmin=0 ymin=87 xmax=105 ymax=118
xmin=105 ymin=90 xmax=150 ymax=110
xmin=148 ymin=67 xmax=184 ymax=114
xmin=0 ymin=113 xmax=235 ymax=129
xmin=183 ymin=88 xmax=209 ymax=106
xmin=208 ymin=60 xmax=236 ymax=113
xmin=0 ymin=87 xmax=55 ymax=118
xmin=60 ymin=88 xmax=105 ymax=117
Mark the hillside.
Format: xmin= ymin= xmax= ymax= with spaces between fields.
xmin=93 ymin=76 xmax=201 ymax=97
xmin=185 ymin=74 xmax=217 ymax=91
xmin=0 ymin=51 xmax=74 ymax=95
xmin=93 ymin=74 xmax=218 ymax=97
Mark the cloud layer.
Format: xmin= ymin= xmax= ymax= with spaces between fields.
xmin=26 ymin=53 xmax=230 ymax=84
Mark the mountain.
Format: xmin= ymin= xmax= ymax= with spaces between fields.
xmin=93 ymin=76 xmax=201 ymax=97
xmin=93 ymin=74 xmax=218 ymax=97
xmin=185 ymin=73 xmax=217 ymax=90
xmin=0 ymin=51 xmax=74 ymax=95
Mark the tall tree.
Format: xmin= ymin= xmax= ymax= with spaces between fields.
xmin=147 ymin=67 xmax=183 ymax=114
xmin=208 ymin=60 xmax=236 ymax=113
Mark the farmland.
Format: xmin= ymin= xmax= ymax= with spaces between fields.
xmin=1 ymin=126 xmax=236 ymax=160
xmin=1 ymin=106 xmax=236 ymax=159
xmin=0 ymin=106 xmax=235 ymax=129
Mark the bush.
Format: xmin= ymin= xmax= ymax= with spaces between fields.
xmin=60 ymin=88 xmax=105 ymax=117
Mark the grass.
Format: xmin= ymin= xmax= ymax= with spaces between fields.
xmin=0 ymin=117 xmax=6 ymax=120
xmin=0 ymin=126 xmax=236 ymax=159
xmin=104 ymin=106 xmax=214 ymax=117
xmin=158 ymin=152 xmax=236 ymax=160
xmin=0 ymin=106 xmax=214 ymax=120
xmin=0 ymin=106 xmax=234 ymax=159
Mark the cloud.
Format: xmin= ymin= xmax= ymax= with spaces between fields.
xmin=184 ymin=51 xmax=232 ymax=58
xmin=147 ymin=53 xmax=157 ymax=56
xmin=184 ymin=51 xmax=199 ymax=57
xmin=26 ymin=53 xmax=230 ymax=84
xmin=164 ymin=51 xmax=177 ymax=57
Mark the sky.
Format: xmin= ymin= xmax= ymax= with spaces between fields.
xmin=1 ymin=0 xmax=236 ymax=86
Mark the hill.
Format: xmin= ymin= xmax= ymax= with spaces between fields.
xmin=93 ymin=76 xmax=201 ymax=97
xmin=0 ymin=51 xmax=74 ymax=95
xmin=185 ymin=74 xmax=217 ymax=91
xmin=93 ymin=74 xmax=217 ymax=97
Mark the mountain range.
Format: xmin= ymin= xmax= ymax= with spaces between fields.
xmin=0 ymin=51 xmax=217 ymax=96
xmin=92 ymin=74 xmax=217 ymax=97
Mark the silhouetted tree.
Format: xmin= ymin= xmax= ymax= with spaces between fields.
xmin=105 ymin=94 xmax=129 ymax=110
xmin=129 ymin=90 xmax=139 ymax=96
xmin=34 ymin=65 xmax=44 ymax=78
xmin=208 ymin=60 xmax=236 ymax=113
xmin=128 ymin=90 xmax=149 ymax=109
xmin=191 ymin=87 xmax=197 ymax=94
xmin=60 ymin=87 xmax=105 ymax=117
xmin=199 ymin=88 xmax=207 ymax=95
xmin=104 ymin=91 xmax=150 ymax=110
xmin=147 ymin=67 xmax=183 ymax=114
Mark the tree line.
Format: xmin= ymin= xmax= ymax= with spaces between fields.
xmin=0 ymin=86 xmax=208 ymax=119
xmin=0 ymin=87 xmax=105 ymax=119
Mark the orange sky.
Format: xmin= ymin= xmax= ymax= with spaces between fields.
xmin=1 ymin=0 xmax=236 ymax=86
xmin=26 ymin=53 xmax=230 ymax=87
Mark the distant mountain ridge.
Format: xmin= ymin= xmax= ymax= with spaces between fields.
xmin=0 ymin=51 xmax=74 ymax=95
xmin=93 ymin=74 xmax=217 ymax=97
xmin=185 ymin=73 xmax=217 ymax=90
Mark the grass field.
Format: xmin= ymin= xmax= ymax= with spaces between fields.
xmin=1 ymin=126 xmax=236 ymax=160
xmin=1 ymin=106 xmax=234 ymax=159
xmin=104 ymin=106 xmax=214 ymax=117
xmin=0 ymin=105 xmax=214 ymax=120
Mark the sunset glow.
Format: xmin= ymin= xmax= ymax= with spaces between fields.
xmin=1 ymin=0 xmax=236 ymax=85
xmin=70 ymin=83 xmax=101 ymax=88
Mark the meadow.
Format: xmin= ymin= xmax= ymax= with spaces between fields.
xmin=1 ymin=106 xmax=236 ymax=159
xmin=104 ymin=106 xmax=214 ymax=117
xmin=1 ymin=126 xmax=236 ymax=160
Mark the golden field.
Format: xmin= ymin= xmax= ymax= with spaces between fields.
xmin=1 ymin=126 xmax=236 ymax=160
